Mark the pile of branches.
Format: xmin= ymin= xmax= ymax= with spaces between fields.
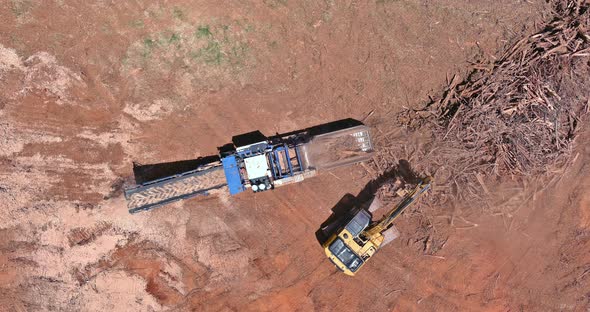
xmin=401 ymin=0 xmax=590 ymax=182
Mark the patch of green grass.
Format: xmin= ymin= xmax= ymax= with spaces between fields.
xmin=141 ymin=38 xmax=156 ymax=57
xmin=121 ymin=55 xmax=129 ymax=66
xmin=168 ymin=33 xmax=182 ymax=49
xmin=169 ymin=33 xmax=181 ymax=44
xmin=221 ymin=25 xmax=232 ymax=42
xmin=129 ymin=21 xmax=253 ymax=69
xmin=322 ymin=11 xmax=333 ymax=22
xmin=263 ymin=0 xmax=288 ymax=9
xmin=148 ymin=7 xmax=163 ymax=19
xmin=9 ymin=34 xmax=20 ymax=45
xmin=231 ymin=42 xmax=249 ymax=57
xmin=197 ymin=41 xmax=223 ymax=65
xmin=143 ymin=38 xmax=156 ymax=48
xmin=11 ymin=0 xmax=32 ymax=17
xmin=130 ymin=19 xmax=144 ymax=28
xmin=196 ymin=25 xmax=212 ymax=38
xmin=244 ymin=24 xmax=255 ymax=33
xmin=172 ymin=7 xmax=184 ymax=20
xmin=100 ymin=23 xmax=112 ymax=34
xmin=192 ymin=26 xmax=247 ymax=66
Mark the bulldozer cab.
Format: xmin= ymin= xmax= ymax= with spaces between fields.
xmin=323 ymin=208 xmax=379 ymax=275
xmin=327 ymin=237 xmax=364 ymax=273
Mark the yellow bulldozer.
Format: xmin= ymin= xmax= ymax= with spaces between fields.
xmin=322 ymin=177 xmax=432 ymax=276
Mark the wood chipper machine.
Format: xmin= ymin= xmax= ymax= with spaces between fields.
xmin=124 ymin=119 xmax=374 ymax=213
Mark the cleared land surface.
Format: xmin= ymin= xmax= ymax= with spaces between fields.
xmin=2 ymin=1 xmax=589 ymax=311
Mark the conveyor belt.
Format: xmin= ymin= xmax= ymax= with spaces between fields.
xmin=125 ymin=163 xmax=226 ymax=213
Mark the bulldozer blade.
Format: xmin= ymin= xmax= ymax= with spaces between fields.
xmin=381 ymin=225 xmax=400 ymax=247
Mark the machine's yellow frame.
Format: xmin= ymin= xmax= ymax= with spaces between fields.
xmin=322 ymin=178 xmax=432 ymax=276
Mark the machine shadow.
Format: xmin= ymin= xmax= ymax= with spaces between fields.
xmin=315 ymin=159 xmax=419 ymax=246
xmin=131 ymin=118 xmax=364 ymax=185
xmin=132 ymin=156 xmax=220 ymax=185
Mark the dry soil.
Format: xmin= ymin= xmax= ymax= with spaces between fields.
xmin=2 ymin=1 xmax=589 ymax=311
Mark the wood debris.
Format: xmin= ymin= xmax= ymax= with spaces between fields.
xmin=393 ymin=0 xmax=590 ymax=203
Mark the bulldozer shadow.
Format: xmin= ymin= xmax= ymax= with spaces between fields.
xmin=315 ymin=159 xmax=419 ymax=246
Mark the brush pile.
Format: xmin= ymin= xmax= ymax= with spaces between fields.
xmin=396 ymin=0 xmax=590 ymax=193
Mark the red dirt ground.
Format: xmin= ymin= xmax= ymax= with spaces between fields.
xmin=2 ymin=0 xmax=589 ymax=311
